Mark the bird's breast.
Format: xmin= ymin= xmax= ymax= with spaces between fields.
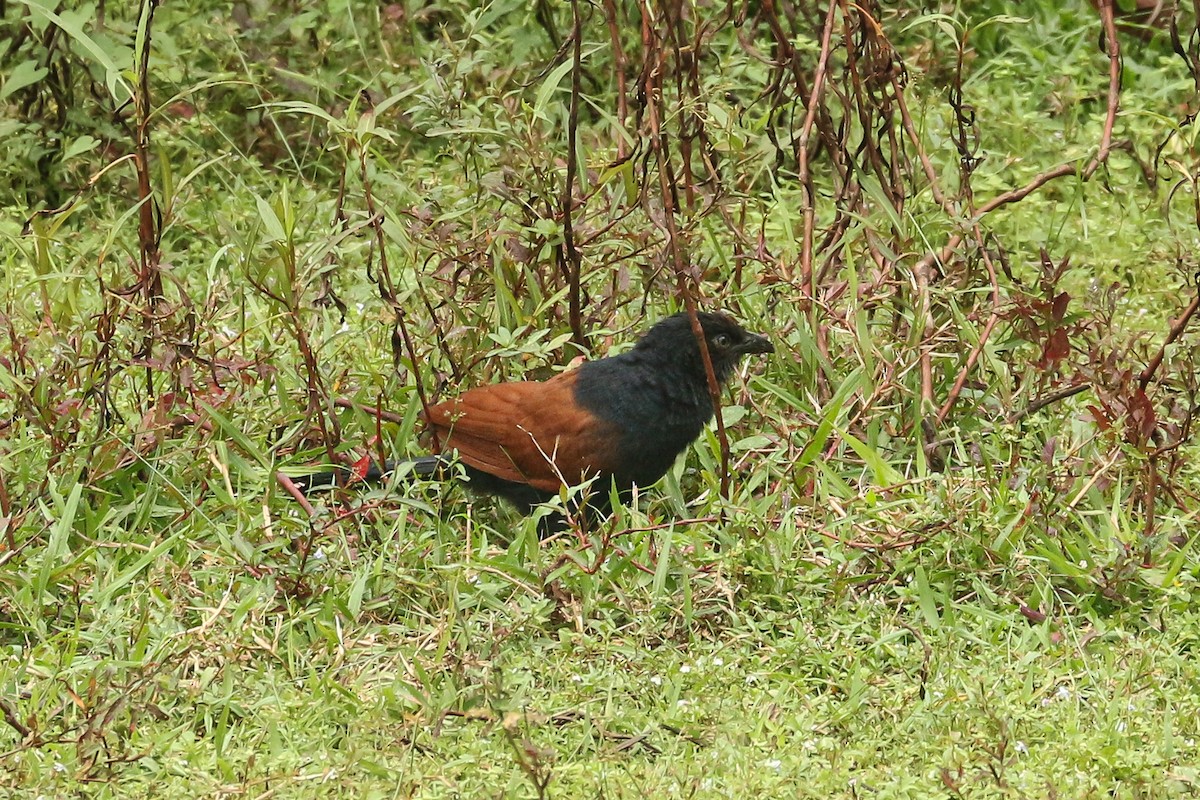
xmin=573 ymin=361 xmax=713 ymax=488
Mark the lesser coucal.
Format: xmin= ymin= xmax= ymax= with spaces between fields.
xmin=295 ymin=312 xmax=773 ymax=528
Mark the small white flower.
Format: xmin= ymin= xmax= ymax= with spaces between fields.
xmin=1056 ymin=686 xmax=1071 ymax=700
xmin=1116 ymin=721 xmax=1127 ymax=733
xmin=1079 ymin=560 xmax=1088 ymax=568
xmin=1015 ymin=741 xmax=1028 ymax=754
xmin=570 ymin=675 xmax=582 ymax=683
xmin=679 ymin=664 xmax=691 ymax=674
xmin=650 ymin=675 xmax=662 ymax=686
xmin=712 ymin=657 xmax=724 ymax=666
xmin=764 ymin=758 xmax=782 ymax=770
xmin=745 ymin=674 xmax=759 ymax=684
xmin=676 ymin=699 xmax=691 ymax=709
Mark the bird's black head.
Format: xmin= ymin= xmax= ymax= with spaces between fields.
xmin=570 ymin=311 xmax=773 ymax=488
xmin=635 ymin=311 xmax=774 ymax=384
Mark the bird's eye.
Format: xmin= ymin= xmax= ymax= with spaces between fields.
xmin=712 ymin=333 xmax=732 ymax=349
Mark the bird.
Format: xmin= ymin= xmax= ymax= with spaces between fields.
xmin=293 ymin=311 xmax=773 ymax=531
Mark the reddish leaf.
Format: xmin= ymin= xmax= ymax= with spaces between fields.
xmin=1051 ymin=291 xmax=1070 ymax=322
xmin=1041 ymin=436 xmax=1057 ymax=464
xmin=1087 ymin=405 xmax=1112 ymax=430
xmin=350 ymin=454 xmax=374 ymax=482
xmin=1019 ymin=604 xmax=1047 ymax=623
xmin=168 ymin=101 xmax=196 ymax=120
xmin=53 ymin=398 xmax=83 ymax=417
xmin=1126 ymin=389 xmax=1157 ymax=445
xmin=1039 ymin=327 xmax=1070 ymax=369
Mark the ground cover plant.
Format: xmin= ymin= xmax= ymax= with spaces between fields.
xmin=3 ymin=0 xmax=1200 ymax=797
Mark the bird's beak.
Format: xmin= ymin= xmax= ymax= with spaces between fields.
xmin=739 ymin=333 xmax=774 ymax=355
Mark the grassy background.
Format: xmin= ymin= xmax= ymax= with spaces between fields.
xmin=3 ymin=1 xmax=1200 ymax=797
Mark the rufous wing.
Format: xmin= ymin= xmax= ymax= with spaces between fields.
xmin=423 ymin=370 xmax=619 ymax=492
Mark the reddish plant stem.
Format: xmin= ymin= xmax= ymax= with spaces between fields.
xmin=1139 ymin=290 xmax=1200 ymax=391
xmin=561 ymin=0 xmax=587 ymax=351
xmin=917 ymin=0 xmax=1123 ymax=436
xmin=641 ymin=0 xmax=731 ymax=498
xmin=935 ymin=224 xmax=1001 ymax=425
xmin=358 ymin=138 xmax=437 ymax=452
xmin=601 ymin=0 xmax=629 ymax=160
xmin=133 ymin=0 xmax=162 ymax=401
xmin=796 ymin=0 xmax=839 ymax=297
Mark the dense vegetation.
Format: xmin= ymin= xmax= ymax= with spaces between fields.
xmin=3 ymin=0 xmax=1200 ymax=796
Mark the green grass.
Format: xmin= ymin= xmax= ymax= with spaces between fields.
xmin=7 ymin=524 xmax=1200 ymax=797
xmin=4 ymin=0 xmax=1200 ymax=797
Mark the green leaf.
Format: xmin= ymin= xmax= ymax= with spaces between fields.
xmin=91 ymin=526 xmax=187 ymax=605
xmin=19 ymin=0 xmax=132 ymax=101
xmin=912 ymin=566 xmax=941 ymax=629
xmin=533 ymin=57 xmax=576 ymax=122
xmin=200 ymin=403 xmax=270 ymax=469
xmin=348 ymin=571 xmax=368 ymax=619
xmin=652 ymin=526 xmax=674 ymax=598
xmin=35 ymin=482 xmax=83 ymax=603
xmin=0 ymin=59 xmax=49 ymax=101
xmin=259 ymin=100 xmax=340 ymax=125
xmin=254 ymin=194 xmax=287 ymax=243
xmin=837 ymin=424 xmax=905 ymax=486
xmin=794 ymin=368 xmax=864 ymax=471
xmin=63 ymin=135 xmax=100 ymax=160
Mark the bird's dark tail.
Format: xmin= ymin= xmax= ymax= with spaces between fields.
xmin=285 ymin=455 xmax=450 ymax=492
xmin=397 ymin=455 xmax=447 ymax=478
